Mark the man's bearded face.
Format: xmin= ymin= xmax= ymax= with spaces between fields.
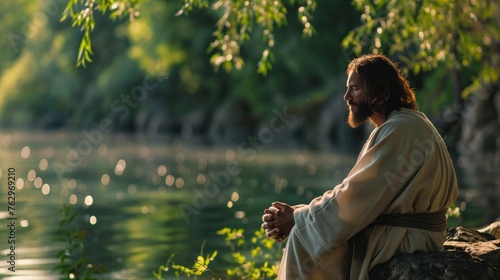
xmin=347 ymin=97 xmax=373 ymax=128
xmin=345 ymin=71 xmax=373 ymax=128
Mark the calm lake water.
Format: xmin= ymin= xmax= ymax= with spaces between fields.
xmin=0 ymin=131 xmax=497 ymax=279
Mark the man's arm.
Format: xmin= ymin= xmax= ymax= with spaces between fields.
xmin=291 ymin=122 xmax=424 ymax=261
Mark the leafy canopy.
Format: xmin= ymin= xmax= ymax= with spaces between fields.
xmin=61 ymin=0 xmax=317 ymax=74
xmin=342 ymin=0 xmax=500 ymax=98
xmin=63 ymin=0 xmax=499 ymax=98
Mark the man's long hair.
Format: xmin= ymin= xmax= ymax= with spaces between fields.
xmin=347 ymin=54 xmax=418 ymax=119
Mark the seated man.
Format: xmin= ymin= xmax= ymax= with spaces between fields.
xmin=261 ymin=54 xmax=458 ymax=279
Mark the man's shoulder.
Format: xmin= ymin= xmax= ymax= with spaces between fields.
xmin=388 ymin=108 xmax=426 ymax=121
xmin=376 ymin=109 xmax=433 ymax=139
xmin=386 ymin=108 xmax=432 ymax=129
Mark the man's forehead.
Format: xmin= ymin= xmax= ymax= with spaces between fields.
xmin=346 ymin=71 xmax=363 ymax=86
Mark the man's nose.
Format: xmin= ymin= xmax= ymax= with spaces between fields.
xmin=343 ymin=90 xmax=351 ymax=101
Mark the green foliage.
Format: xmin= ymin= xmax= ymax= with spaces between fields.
xmin=61 ymin=0 xmax=140 ymax=67
xmin=218 ymin=228 xmax=280 ymax=279
xmin=156 ymin=228 xmax=283 ymax=279
xmin=53 ymin=204 xmax=107 ymax=280
xmin=447 ymin=204 xmax=461 ymax=220
xmin=0 ymin=1 xmax=36 ymax=69
xmin=416 ymin=65 xmax=455 ymax=115
xmin=0 ymin=0 xmax=356 ymax=129
xmin=155 ymin=240 xmax=220 ymax=279
xmin=446 ymin=204 xmax=462 ymax=228
xmin=6 ymin=0 xmax=491 ymax=133
xmin=342 ymin=0 xmax=500 ymax=98
xmin=62 ymin=0 xmax=317 ymax=74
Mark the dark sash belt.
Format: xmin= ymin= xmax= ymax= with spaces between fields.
xmin=345 ymin=208 xmax=449 ymax=279
xmin=373 ymin=208 xmax=448 ymax=232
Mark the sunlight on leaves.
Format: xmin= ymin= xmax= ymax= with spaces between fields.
xmin=63 ymin=0 xmax=317 ymax=74
xmin=158 ymin=228 xmax=282 ymax=279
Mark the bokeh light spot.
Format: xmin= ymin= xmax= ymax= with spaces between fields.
xmin=16 ymin=178 xmax=24 ymax=190
xmin=34 ymin=177 xmax=43 ymax=188
xmin=165 ymin=175 xmax=175 ymax=186
xmin=28 ymin=170 xmax=37 ymax=181
xmin=69 ymin=194 xmax=78 ymax=205
xmin=39 ymin=159 xmax=48 ymax=171
xmin=157 ymin=165 xmax=167 ymax=176
xmin=89 ymin=215 xmax=97 ymax=225
xmin=235 ymin=211 xmax=245 ymax=219
xmin=175 ymin=177 xmax=185 ymax=188
xmin=101 ymin=174 xmax=110 ymax=185
xmin=196 ymin=174 xmax=206 ymax=185
xmin=231 ymin=192 xmax=239 ymax=202
xmin=115 ymin=159 xmax=126 ymax=176
xmin=41 ymin=184 xmax=50 ymax=195
xmin=68 ymin=179 xmax=77 ymax=189
xmin=21 ymin=146 xmax=31 ymax=159
xmin=84 ymin=195 xmax=93 ymax=206
xmin=20 ymin=219 xmax=29 ymax=227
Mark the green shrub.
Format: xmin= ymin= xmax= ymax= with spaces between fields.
xmin=155 ymin=228 xmax=284 ymax=279
xmin=53 ymin=204 xmax=107 ymax=280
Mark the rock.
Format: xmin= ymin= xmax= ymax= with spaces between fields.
xmin=369 ymin=223 xmax=500 ymax=280
xmin=478 ymin=221 xmax=500 ymax=239
xmin=446 ymin=225 xmax=496 ymax=242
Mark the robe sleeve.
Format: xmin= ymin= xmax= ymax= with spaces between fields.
xmin=292 ymin=120 xmax=428 ymax=262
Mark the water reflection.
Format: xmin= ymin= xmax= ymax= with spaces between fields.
xmin=0 ymin=131 xmax=496 ymax=279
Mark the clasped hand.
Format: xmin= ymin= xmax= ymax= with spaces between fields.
xmin=261 ymin=201 xmax=295 ymax=243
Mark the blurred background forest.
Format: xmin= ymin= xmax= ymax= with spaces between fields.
xmin=0 ymin=0 xmax=499 ymax=278
xmin=2 ymin=0 xmax=365 ymax=151
xmin=0 ymin=0 xmax=498 ymax=156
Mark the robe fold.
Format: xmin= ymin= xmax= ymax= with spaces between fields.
xmin=277 ymin=108 xmax=458 ymax=280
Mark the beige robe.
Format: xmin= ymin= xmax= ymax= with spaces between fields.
xmin=278 ymin=108 xmax=458 ymax=280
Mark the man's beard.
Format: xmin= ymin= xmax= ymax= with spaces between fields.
xmin=347 ymin=100 xmax=373 ymax=128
